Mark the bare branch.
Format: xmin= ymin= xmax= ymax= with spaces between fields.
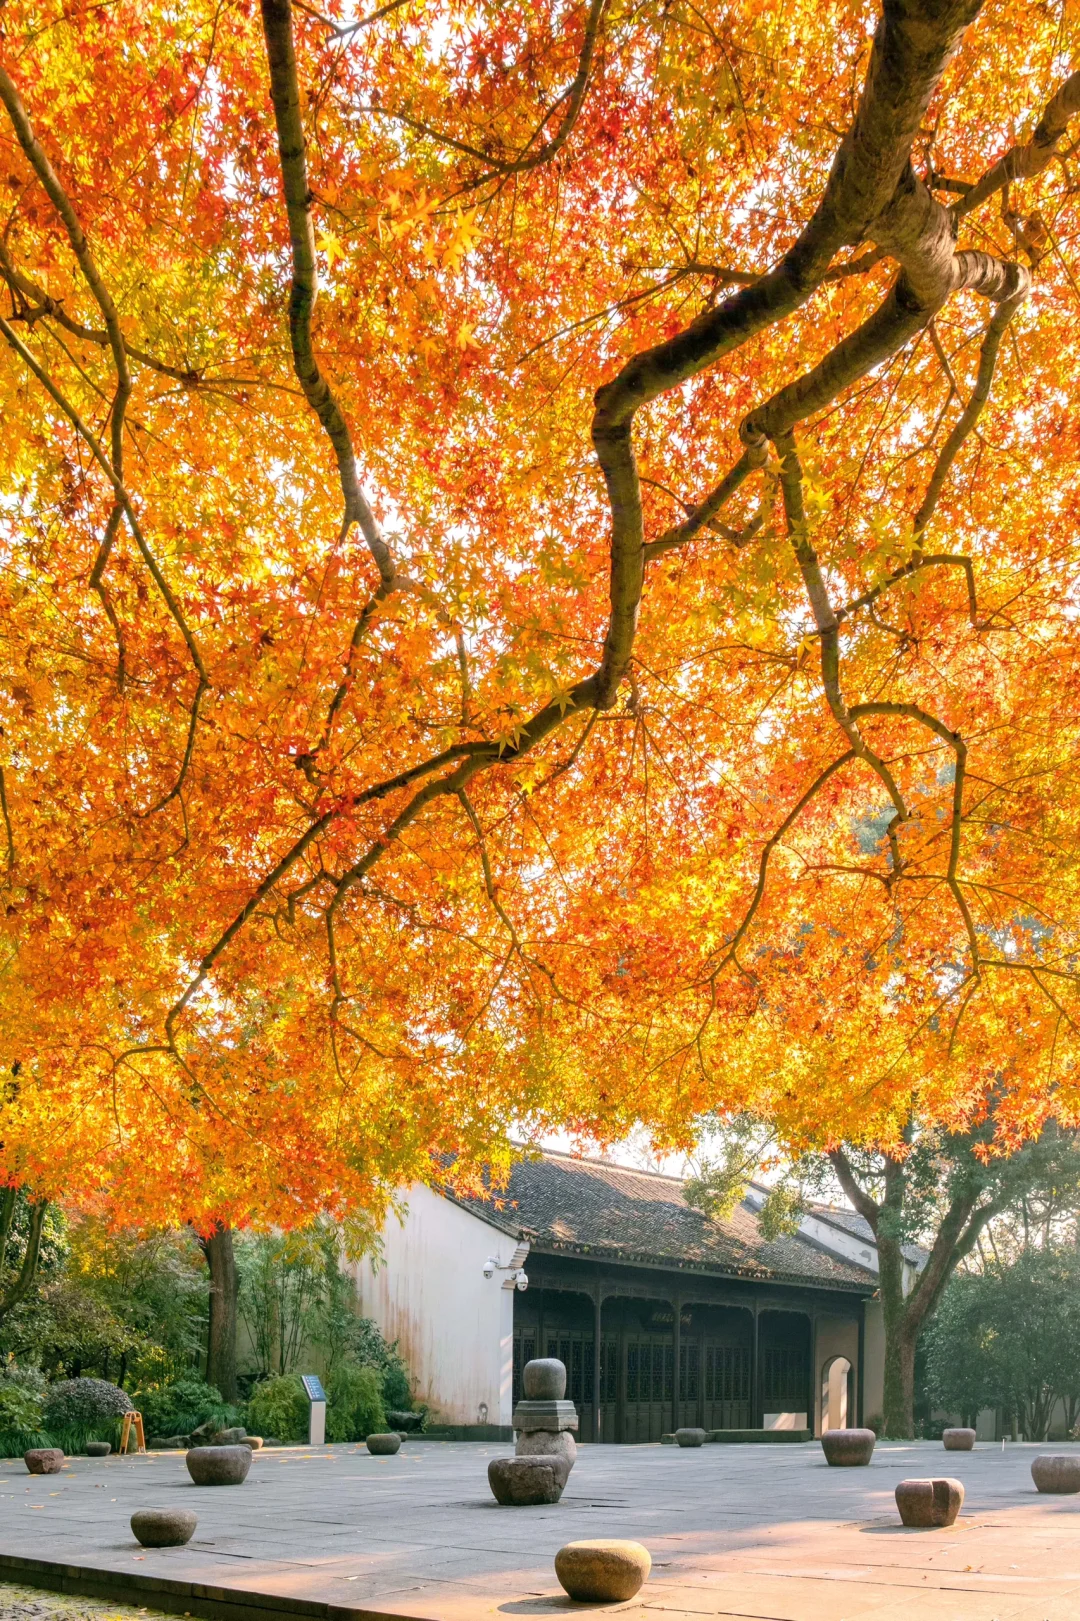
xmin=707 ymin=748 xmax=856 ymax=977
xmin=0 ymin=316 xmax=209 ymax=807
xmin=643 ymin=445 xmax=768 ymax=558
xmin=0 ymin=767 xmax=14 ymax=870
xmin=850 ymin=699 xmax=979 ymax=968
xmin=835 ymin=553 xmax=981 ymax=627
xmin=367 ymin=0 xmax=608 ymax=184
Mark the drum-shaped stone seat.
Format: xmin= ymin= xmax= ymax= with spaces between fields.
xmin=1032 ymin=1455 xmax=1080 ymax=1494
xmin=131 ymin=1508 xmax=198 ymax=1547
xmin=24 ymin=1449 xmax=64 ymax=1475
xmin=185 ymin=1444 xmax=252 ymax=1485
xmin=895 ymin=1477 xmax=964 ymax=1528
xmin=554 ymin=1540 xmax=651 ymax=1602
xmin=821 ymin=1428 xmax=875 ymax=1466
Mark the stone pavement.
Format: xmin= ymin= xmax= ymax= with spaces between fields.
xmin=3 ymin=1438 xmax=1080 ymax=1619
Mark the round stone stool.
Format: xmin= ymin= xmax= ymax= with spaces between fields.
xmin=131 ymin=1508 xmax=198 ymax=1547
xmin=85 ymin=1441 xmax=112 ymax=1458
xmin=554 ymin=1540 xmax=651 ymax=1603
xmin=895 ymin=1477 xmax=964 ymax=1528
xmin=366 ymin=1433 xmax=401 ymax=1455
xmin=522 ymin=1358 xmax=566 ymax=1400
xmin=24 ymin=1448 xmax=64 ymax=1475
xmin=675 ymin=1427 xmax=707 ymax=1447
xmin=942 ymin=1428 xmax=975 ymax=1451
xmin=488 ymin=1456 xmax=562 ymax=1505
xmin=1032 ymin=1455 xmax=1080 ymax=1494
xmin=821 ymin=1428 xmax=875 ymax=1466
xmin=185 ymin=1445 xmax=252 ymax=1485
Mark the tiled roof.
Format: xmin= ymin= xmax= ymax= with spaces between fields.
xmin=453 ymin=1152 xmax=876 ymax=1292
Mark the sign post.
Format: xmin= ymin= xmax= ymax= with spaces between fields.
xmin=301 ymin=1374 xmax=327 ymax=1446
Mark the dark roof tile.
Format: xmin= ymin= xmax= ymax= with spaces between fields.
xmin=453 ymin=1152 xmax=876 ymax=1291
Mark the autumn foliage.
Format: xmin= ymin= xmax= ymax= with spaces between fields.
xmin=1 ymin=0 xmax=1080 ymax=1229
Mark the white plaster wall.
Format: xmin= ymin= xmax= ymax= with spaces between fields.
xmin=862 ymin=1299 xmax=885 ymax=1426
xmin=813 ymin=1316 xmax=860 ymax=1436
xmin=975 ymin=1407 xmax=998 ymax=1441
xmin=799 ymin=1213 xmax=877 ymax=1272
xmin=351 ymin=1185 xmax=516 ymax=1427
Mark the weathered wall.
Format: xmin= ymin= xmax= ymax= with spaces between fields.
xmin=351 ymin=1185 xmax=515 ymax=1426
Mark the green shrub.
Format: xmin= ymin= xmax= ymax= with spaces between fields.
xmin=136 ymin=1378 xmax=236 ymax=1438
xmin=247 ymin=1374 xmax=309 ymax=1442
xmin=0 ymin=1380 xmax=45 ymax=1436
xmin=0 ymin=1427 xmax=52 ymax=1458
xmin=326 ymin=1363 xmax=386 ymax=1442
xmin=379 ymin=1359 xmax=413 ymax=1413
xmin=1 ymin=1361 xmax=48 ymax=1398
xmin=43 ymin=1377 xmax=133 ymax=1433
xmin=50 ymin=1417 xmax=127 ymax=1455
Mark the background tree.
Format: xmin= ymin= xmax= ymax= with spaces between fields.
xmin=3 ymin=1211 xmax=207 ymax=1384
xmin=824 ymin=1126 xmax=1080 ymax=1438
xmin=686 ymin=1114 xmax=1080 ymax=1436
xmin=3 ymin=0 xmax=1080 ymax=1229
xmin=926 ymin=1250 xmax=1080 ymax=1440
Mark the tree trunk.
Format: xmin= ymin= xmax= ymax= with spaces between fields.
xmin=0 ymin=1192 xmax=47 ymax=1327
xmin=878 ymin=1233 xmax=917 ymax=1437
xmin=201 ymin=1223 xmax=239 ymax=1402
xmin=881 ymin=1316 xmax=917 ymax=1437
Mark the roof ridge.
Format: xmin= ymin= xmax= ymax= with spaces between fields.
xmin=522 ymin=1145 xmax=690 ymax=1186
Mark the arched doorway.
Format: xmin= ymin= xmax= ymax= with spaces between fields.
xmin=821 ymin=1354 xmax=852 ymax=1432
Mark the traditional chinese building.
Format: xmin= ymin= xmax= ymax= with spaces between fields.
xmin=353 ymin=1150 xmax=885 ymax=1441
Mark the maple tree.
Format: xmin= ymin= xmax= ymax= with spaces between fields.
xmin=1 ymin=0 xmax=1080 ymax=1242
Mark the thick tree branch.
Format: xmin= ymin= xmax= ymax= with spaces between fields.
xmin=827 ymin=1148 xmax=881 ymax=1230
xmin=260 ymin=0 xmax=395 ymax=586
xmin=956 ymin=69 xmax=1080 ymax=220
xmin=0 ymin=61 xmax=131 ymax=484
xmin=589 ymin=0 xmax=983 ymax=706
xmin=0 ymin=1196 xmax=46 ymax=1319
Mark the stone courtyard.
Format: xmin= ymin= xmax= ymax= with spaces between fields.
xmin=3 ymin=1439 xmax=1080 ymax=1619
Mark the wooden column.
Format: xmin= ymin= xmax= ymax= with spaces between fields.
xmin=809 ymin=1311 xmax=818 ymax=1437
xmin=856 ymin=1302 xmax=866 ymax=1427
xmin=696 ymin=1308 xmax=706 ymax=1430
xmin=750 ymin=1305 xmax=761 ymax=1428
xmin=671 ymin=1293 xmax=681 ymax=1434
xmin=592 ymin=1283 xmax=603 ymax=1444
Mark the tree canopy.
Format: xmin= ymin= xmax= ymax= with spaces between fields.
xmin=3 ymin=0 xmax=1080 ymax=1228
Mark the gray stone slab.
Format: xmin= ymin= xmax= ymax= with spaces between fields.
xmin=3 ymin=1441 xmax=1080 ymax=1619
